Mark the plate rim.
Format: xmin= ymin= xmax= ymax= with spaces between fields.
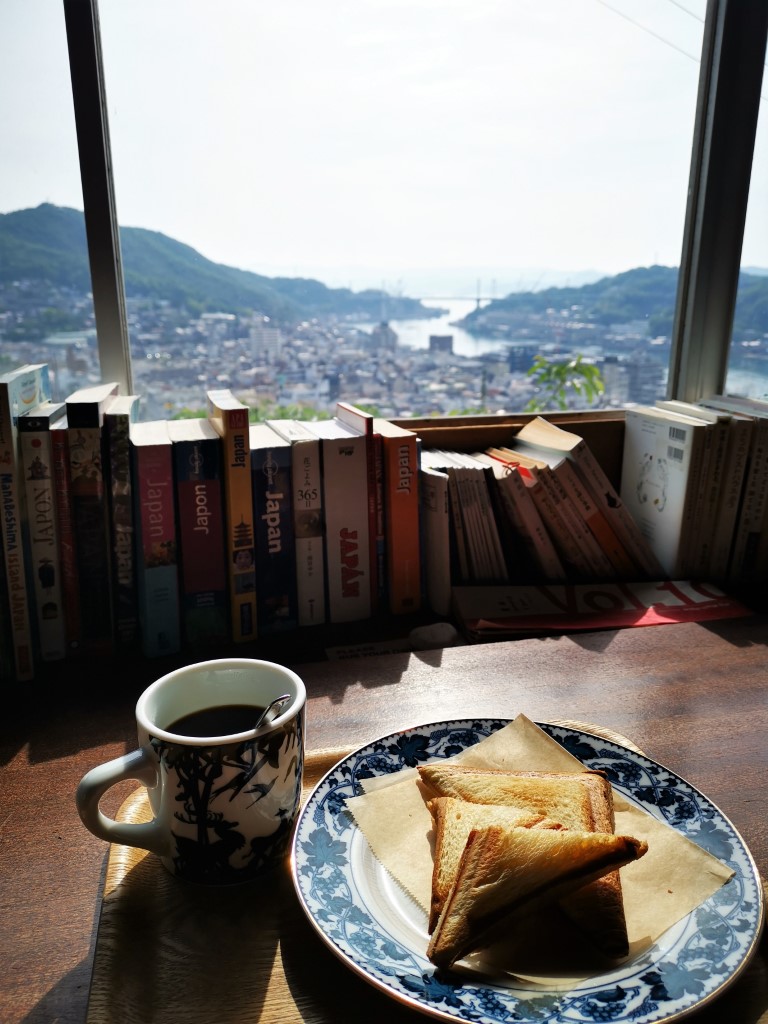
xmin=290 ymin=717 xmax=765 ymax=1024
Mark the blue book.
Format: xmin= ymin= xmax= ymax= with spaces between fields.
xmin=249 ymin=423 xmax=298 ymax=634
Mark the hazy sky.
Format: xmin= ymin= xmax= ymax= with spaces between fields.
xmin=3 ymin=0 xmax=765 ymax=295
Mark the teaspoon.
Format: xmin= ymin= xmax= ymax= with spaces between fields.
xmin=254 ymin=693 xmax=291 ymax=731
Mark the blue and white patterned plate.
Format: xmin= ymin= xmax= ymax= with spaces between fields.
xmin=290 ymin=719 xmax=764 ymax=1023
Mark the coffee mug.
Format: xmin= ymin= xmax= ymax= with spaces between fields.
xmin=76 ymin=658 xmax=306 ymax=884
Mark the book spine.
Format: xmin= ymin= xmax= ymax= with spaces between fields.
xmin=0 ymin=370 xmax=51 ymax=680
xmin=500 ymin=468 xmax=566 ymax=581
xmin=534 ymin=467 xmax=595 ymax=578
xmin=106 ymin=414 xmax=139 ymax=649
xmin=173 ymin=436 xmax=230 ymax=648
xmin=251 ymin=442 xmax=298 ymax=634
xmin=218 ymin=409 xmax=257 ymax=642
xmin=687 ymin=419 xmax=729 ymax=578
xmin=0 ymin=527 xmax=14 ymax=683
xmin=569 ymin=439 xmax=665 ymax=578
xmin=728 ymin=419 xmax=768 ymax=584
xmin=133 ymin=440 xmax=180 ymax=658
xmin=419 ymin=467 xmax=452 ymax=616
xmin=19 ymin=427 xmax=66 ymax=660
xmin=382 ymin=432 xmax=422 ymax=614
xmin=320 ymin=434 xmax=371 ymax=623
xmin=555 ymin=460 xmax=621 ymax=579
xmin=709 ymin=418 xmax=751 ymax=581
xmin=67 ymin=425 xmax=114 ymax=656
xmin=290 ymin=437 xmax=326 ymax=627
xmin=372 ymin=432 xmax=387 ymax=611
xmin=50 ymin=423 xmax=80 ymax=654
xmin=445 ymin=468 xmax=471 ymax=583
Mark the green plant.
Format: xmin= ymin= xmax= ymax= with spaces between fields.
xmin=524 ymin=354 xmax=605 ymax=412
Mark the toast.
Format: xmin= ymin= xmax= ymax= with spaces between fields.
xmin=427 ymin=824 xmax=648 ymax=970
xmin=426 ymin=796 xmax=565 ymax=932
xmin=418 ymin=764 xmax=631 ymax=957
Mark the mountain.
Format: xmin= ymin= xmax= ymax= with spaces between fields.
xmin=0 ymin=204 xmax=437 ymax=323
xmin=461 ymin=264 xmax=768 ymax=340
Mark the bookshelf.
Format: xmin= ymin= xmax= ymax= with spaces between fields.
xmin=8 ymin=406 xmax=767 ymax=686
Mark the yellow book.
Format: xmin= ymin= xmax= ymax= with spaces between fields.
xmin=206 ymin=389 xmax=256 ymax=642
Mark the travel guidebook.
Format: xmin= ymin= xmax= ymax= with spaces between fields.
xmin=450 ymin=580 xmax=753 ymax=641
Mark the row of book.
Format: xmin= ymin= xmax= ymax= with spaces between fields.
xmin=0 ymin=365 xmax=425 ymax=681
xmin=2 ymin=362 xmax=766 ymax=681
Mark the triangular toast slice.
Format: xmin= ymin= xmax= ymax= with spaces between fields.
xmin=418 ymin=764 xmax=631 ymax=958
xmin=426 ymin=796 xmax=565 ymax=933
xmin=427 ymin=824 xmax=647 ymax=970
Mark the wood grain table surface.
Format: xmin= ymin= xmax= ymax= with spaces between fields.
xmin=2 ymin=614 xmax=767 ymax=1023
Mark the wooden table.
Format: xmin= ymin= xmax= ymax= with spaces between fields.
xmin=2 ymin=615 xmax=767 ymax=1023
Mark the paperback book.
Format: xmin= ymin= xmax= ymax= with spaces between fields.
xmin=0 ymin=362 xmax=52 ymax=680
xmin=168 ymin=417 xmax=229 ymax=648
xmin=18 ymin=400 xmax=68 ymax=662
xmin=104 ymin=395 xmax=141 ymax=649
xmin=249 ymin=422 xmax=298 ymax=634
xmin=131 ymin=419 xmax=181 ymax=658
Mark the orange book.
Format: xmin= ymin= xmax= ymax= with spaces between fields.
xmin=206 ymin=388 xmax=256 ymax=642
xmin=374 ymin=418 xmax=422 ymax=615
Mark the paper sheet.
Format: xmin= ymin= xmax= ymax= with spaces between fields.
xmin=346 ymin=715 xmax=734 ymax=981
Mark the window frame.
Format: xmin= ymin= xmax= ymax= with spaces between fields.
xmin=63 ymin=0 xmax=768 ymax=409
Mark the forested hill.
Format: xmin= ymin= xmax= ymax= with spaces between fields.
xmin=461 ymin=264 xmax=768 ymax=338
xmin=0 ymin=204 xmax=434 ymax=322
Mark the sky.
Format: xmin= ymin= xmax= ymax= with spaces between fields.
xmin=2 ymin=0 xmax=765 ymax=297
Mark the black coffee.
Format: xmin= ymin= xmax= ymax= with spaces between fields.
xmin=166 ymin=704 xmax=266 ymax=737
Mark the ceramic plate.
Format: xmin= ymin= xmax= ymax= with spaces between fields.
xmin=290 ymin=719 xmax=764 ymax=1023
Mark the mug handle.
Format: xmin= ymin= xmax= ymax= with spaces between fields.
xmin=75 ymin=748 xmax=168 ymax=856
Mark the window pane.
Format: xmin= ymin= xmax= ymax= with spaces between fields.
xmin=0 ymin=0 xmax=94 ymax=400
xmin=94 ymin=1 xmax=705 ymax=417
xmin=725 ymin=84 xmax=768 ymax=400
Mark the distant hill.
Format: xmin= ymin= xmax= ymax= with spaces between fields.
xmin=0 ymin=204 xmax=436 ymax=322
xmin=461 ymin=264 xmax=768 ymax=339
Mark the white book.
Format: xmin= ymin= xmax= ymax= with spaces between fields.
xmin=620 ymin=405 xmax=710 ymax=578
xmin=419 ymin=465 xmax=452 ymax=616
xmin=267 ymin=418 xmax=327 ymax=627
xmin=304 ymin=418 xmax=371 ymax=623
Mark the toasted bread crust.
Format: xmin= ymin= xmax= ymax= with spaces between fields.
xmin=418 ymin=764 xmax=631 ymax=958
xmin=427 ymin=824 xmax=647 ymax=970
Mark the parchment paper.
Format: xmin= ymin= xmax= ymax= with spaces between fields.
xmin=346 ymin=715 xmax=734 ymax=982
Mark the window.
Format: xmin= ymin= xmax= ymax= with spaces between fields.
xmin=3 ymin=1 xmax=766 ymax=418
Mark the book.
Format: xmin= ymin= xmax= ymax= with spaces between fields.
xmin=0 ymin=363 xmax=52 ymax=680
xmin=419 ymin=464 xmax=452 ymax=616
xmin=206 ymin=389 xmax=257 ymax=642
xmin=450 ymin=580 xmax=752 ymax=641
xmin=472 ymin=452 xmax=566 ymax=582
xmin=249 ymin=422 xmax=298 ymax=634
xmin=421 ymin=449 xmax=471 ymax=583
xmin=304 ymin=418 xmax=372 ymax=623
xmin=373 ymin=418 xmax=422 ymax=615
xmin=486 ymin=446 xmax=596 ymax=579
xmin=513 ymin=416 xmax=664 ymax=579
xmin=699 ymin=395 xmax=768 ymax=585
xmin=656 ymin=400 xmax=730 ymax=579
xmin=506 ymin=434 xmax=637 ymax=580
xmin=104 ymin=395 xmax=141 ymax=649
xmin=130 ymin=419 xmax=181 ymax=658
xmin=66 ymin=381 xmax=120 ymax=656
xmin=619 ymin=404 xmax=710 ymax=579
xmin=335 ymin=402 xmax=382 ymax=612
xmin=266 ymin=418 xmax=327 ymax=627
xmin=18 ymin=400 xmax=68 ymax=662
xmin=50 ymin=414 xmax=79 ymax=655
xmin=497 ymin=443 xmax=618 ymax=580
xmin=167 ymin=417 xmax=230 ymax=649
